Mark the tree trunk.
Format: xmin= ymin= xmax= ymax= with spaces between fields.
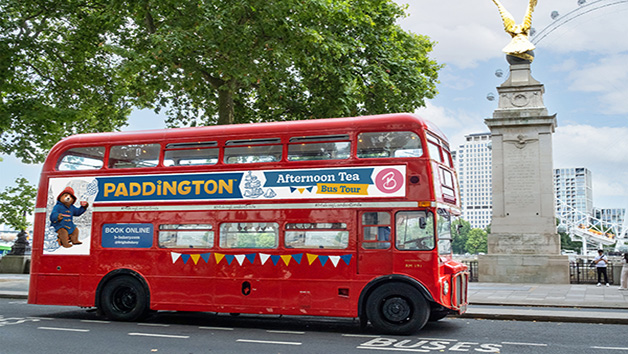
xmin=217 ymin=81 xmax=236 ymax=125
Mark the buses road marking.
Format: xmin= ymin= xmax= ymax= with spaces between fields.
xmin=38 ymin=327 xmax=90 ymax=333
xmin=502 ymin=341 xmax=548 ymax=347
xmin=591 ymin=346 xmax=628 ymax=351
xmin=128 ymin=332 xmax=190 ymax=339
xmin=237 ymin=339 xmax=302 ymax=346
xmin=266 ymin=330 xmax=305 ymax=335
xmin=356 ymin=347 xmax=428 ymax=353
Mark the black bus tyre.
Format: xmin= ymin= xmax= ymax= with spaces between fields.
xmin=428 ymin=310 xmax=449 ymax=322
xmin=100 ymin=276 xmax=149 ymax=322
xmin=366 ymin=282 xmax=429 ymax=335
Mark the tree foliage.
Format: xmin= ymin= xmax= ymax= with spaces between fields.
xmin=0 ymin=177 xmax=37 ymax=232
xmin=1 ymin=0 xmax=441 ymax=163
xmin=465 ymin=228 xmax=488 ymax=254
xmin=452 ymin=218 xmax=471 ymax=254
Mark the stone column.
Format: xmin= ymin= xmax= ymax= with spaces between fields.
xmin=478 ymin=60 xmax=569 ymax=284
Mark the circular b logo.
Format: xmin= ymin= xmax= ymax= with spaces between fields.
xmin=375 ymin=168 xmax=404 ymax=194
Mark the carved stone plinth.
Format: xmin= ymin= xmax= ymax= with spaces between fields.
xmin=479 ymin=62 xmax=569 ymax=284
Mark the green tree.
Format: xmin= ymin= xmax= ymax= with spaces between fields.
xmin=465 ymin=228 xmax=488 ymax=254
xmin=0 ymin=177 xmax=37 ymax=233
xmin=1 ymin=0 xmax=441 ymax=163
xmin=452 ymin=218 xmax=471 ymax=254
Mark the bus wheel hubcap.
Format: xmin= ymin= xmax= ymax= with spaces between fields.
xmin=382 ymin=297 xmax=411 ymax=322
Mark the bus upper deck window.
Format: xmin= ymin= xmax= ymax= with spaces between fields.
xmin=224 ymin=138 xmax=282 ymax=164
xmin=57 ymin=147 xmax=105 ymax=171
xmin=288 ymin=135 xmax=350 ymax=161
xmin=109 ymin=143 xmax=160 ymax=169
xmin=357 ymin=132 xmax=423 ymax=158
xmin=163 ymin=141 xmax=218 ymax=166
xmin=427 ymin=134 xmax=443 ymax=163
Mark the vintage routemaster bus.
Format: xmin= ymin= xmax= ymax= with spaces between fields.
xmin=29 ymin=113 xmax=468 ymax=334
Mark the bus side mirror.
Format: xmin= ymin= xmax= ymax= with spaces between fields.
xmin=419 ymin=217 xmax=427 ymax=229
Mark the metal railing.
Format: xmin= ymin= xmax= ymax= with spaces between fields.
xmin=460 ymin=260 xmax=614 ymax=284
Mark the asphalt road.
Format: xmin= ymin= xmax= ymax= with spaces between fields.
xmin=1 ymin=298 xmax=627 ymax=354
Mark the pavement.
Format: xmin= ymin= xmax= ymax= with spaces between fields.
xmin=2 ymin=274 xmax=628 ymax=324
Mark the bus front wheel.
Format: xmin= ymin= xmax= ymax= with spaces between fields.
xmin=366 ymin=283 xmax=429 ymax=335
xmin=100 ymin=275 xmax=149 ymax=322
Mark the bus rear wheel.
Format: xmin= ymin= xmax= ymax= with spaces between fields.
xmin=100 ymin=276 xmax=149 ymax=322
xmin=366 ymin=283 xmax=429 ymax=335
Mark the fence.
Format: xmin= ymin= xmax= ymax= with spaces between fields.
xmin=460 ymin=260 xmax=614 ymax=284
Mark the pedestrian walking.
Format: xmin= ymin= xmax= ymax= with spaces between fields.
xmin=593 ymin=249 xmax=609 ymax=287
xmin=619 ymin=252 xmax=628 ymax=290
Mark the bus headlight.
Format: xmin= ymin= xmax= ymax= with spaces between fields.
xmin=443 ymin=280 xmax=450 ymax=296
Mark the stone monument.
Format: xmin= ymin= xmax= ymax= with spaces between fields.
xmin=478 ymin=0 xmax=569 ymax=283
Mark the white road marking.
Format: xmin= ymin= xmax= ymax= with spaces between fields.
xmin=418 ymin=337 xmax=458 ymax=342
xmin=236 ymin=339 xmax=302 ymax=346
xmin=128 ymin=332 xmax=189 ymax=339
xmin=199 ymin=326 xmax=234 ymax=331
xmin=342 ymin=334 xmax=382 ymax=338
xmin=80 ymin=320 xmax=111 ymax=324
xmin=502 ymin=341 xmax=548 ymax=347
xmin=38 ymin=327 xmax=89 ymax=333
xmin=356 ymin=346 xmax=429 ymax=353
xmin=266 ymin=330 xmax=305 ymax=335
xmin=591 ymin=346 xmax=628 ymax=351
xmin=137 ymin=323 xmax=170 ymax=327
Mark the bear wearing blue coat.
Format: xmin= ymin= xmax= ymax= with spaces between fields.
xmin=50 ymin=187 xmax=89 ymax=248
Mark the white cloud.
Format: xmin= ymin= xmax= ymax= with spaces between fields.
xmin=414 ymin=102 xmax=488 ymax=149
xmin=554 ymin=124 xmax=628 ymax=207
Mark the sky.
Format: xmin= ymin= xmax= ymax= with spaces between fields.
xmin=0 ymin=0 xmax=627 ymax=215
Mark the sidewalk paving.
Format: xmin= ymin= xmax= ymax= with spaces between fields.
xmin=2 ymin=275 xmax=627 ymax=324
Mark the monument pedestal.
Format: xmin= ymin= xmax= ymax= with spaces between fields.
xmin=479 ymin=61 xmax=569 ymax=284
xmin=0 ymin=255 xmax=30 ymax=274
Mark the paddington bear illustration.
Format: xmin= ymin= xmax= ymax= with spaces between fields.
xmin=50 ymin=187 xmax=89 ymax=248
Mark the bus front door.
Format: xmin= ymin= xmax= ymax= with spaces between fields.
xmin=358 ymin=211 xmax=392 ymax=275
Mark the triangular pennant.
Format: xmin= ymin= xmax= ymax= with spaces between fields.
xmin=201 ymin=253 xmax=211 ymax=263
xmin=292 ymin=253 xmax=303 ymax=264
xmin=191 ymin=254 xmax=201 ymax=265
xmin=235 ymin=254 xmax=246 ymax=265
xmin=290 ymin=187 xmax=297 ymax=193
xmin=215 ymin=253 xmax=225 ymax=264
xmin=245 ymin=253 xmax=256 ymax=264
xmin=307 ymin=253 xmax=318 ymax=265
xmin=225 ymin=254 xmax=235 ymax=265
xmin=281 ymin=254 xmax=291 ymax=266
xmin=181 ymin=254 xmax=191 ymax=264
xmin=319 ymin=255 xmax=329 ymax=266
xmin=271 ymin=255 xmax=281 ymax=266
xmin=306 ymin=186 xmax=313 ymax=192
xmin=329 ymin=256 xmax=340 ymax=267
xmin=340 ymin=254 xmax=352 ymax=265
xmin=298 ymin=188 xmax=305 ymax=193
xmin=171 ymin=252 xmax=181 ymax=264
xmin=260 ymin=253 xmax=270 ymax=265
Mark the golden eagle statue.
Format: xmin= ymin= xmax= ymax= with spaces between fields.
xmin=491 ymin=0 xmax=538 ymax=62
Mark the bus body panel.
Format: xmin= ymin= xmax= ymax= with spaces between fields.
xmin=29 ymin=113 xmax=468 ymax=329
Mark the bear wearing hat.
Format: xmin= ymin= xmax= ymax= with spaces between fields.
xmin=50 ymin=187 xmax=89 ymax=248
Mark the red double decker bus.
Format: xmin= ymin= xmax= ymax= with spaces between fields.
xmin=29 ymin=113 xmax=467 ymax=334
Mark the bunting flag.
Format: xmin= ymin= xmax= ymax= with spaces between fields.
xmin=271 ymin=255 xmax=281 ymax=266
xmin=190 ymin=254 xmax=201 ymax=265
xmin=319 ymin=255 xmax=329 ymax=266
xmin=280 ymin=254 xmax=292 ymax=266
xmin=170 ymin=252 xmax=353 ymax=267
xmin=225 ymin=254 xmax=235 ymax=265
xmin=340 ymin=254 xmax=352 ymax=265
